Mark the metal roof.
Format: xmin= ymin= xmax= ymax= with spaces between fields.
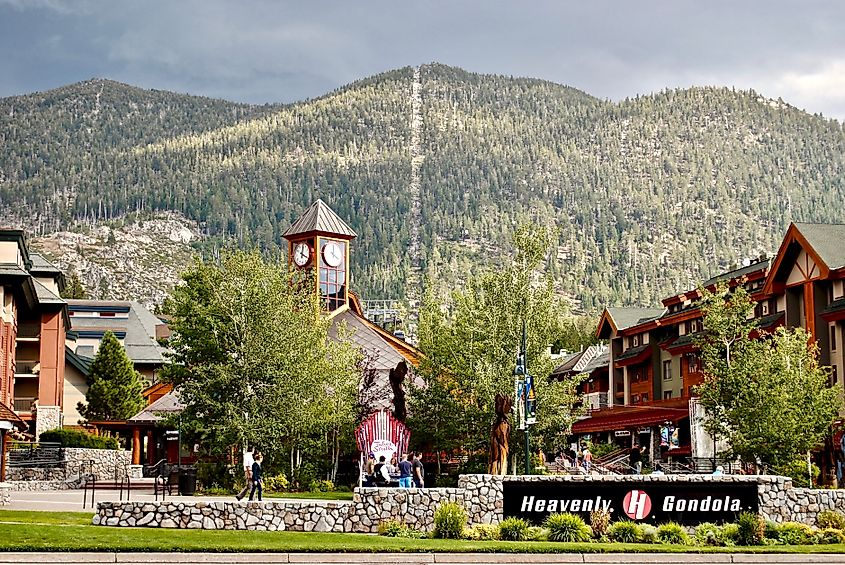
xmin=66 ymin=300 xmax=167 ymax=365
xmin=27 ymin=252 xmax=63 ymax=275
xmin=606 ymin=307 xmax=666 ymax=331
xmin=794 ymin=223 xmax=845 ymax=270
xmin=128 ymin=391 xmax=184 ymax=424
xmin=282 ymin=199 xmax=357 ymax=240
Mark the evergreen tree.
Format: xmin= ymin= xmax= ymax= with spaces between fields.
xmin=61 ymin=272 xmax=88 ymax=299
xmin=77 ymin=331 xmax=146 ymax=422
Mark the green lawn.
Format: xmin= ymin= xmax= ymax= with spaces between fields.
xmin=265 ymin=491 xmax=353 ymax=501
xmin=0 ymin=511 xmax=843 ymax=553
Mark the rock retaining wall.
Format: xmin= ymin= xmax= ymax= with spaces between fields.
xmin=7 ymin=447 xmax=132 ymax=484
xmin=94 ymin=474 xmax=845 ymax=530
xmin=96 ymin=487 xmax=465 ymax=532
xmin=0 ymin=484 xmax=10 ymax=506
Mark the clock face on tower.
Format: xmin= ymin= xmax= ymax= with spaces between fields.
xmin=322 ymin=241 xmax=343 ymax=267
xmin=293 ymin=242 xmax=311 ymax=267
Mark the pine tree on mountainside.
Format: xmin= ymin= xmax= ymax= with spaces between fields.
xmin=61 ymin=272 xmax=88 ymax=299
xmin=77 ymin=331 xmax=146 ymax=422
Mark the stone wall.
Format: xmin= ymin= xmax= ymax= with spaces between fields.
xmin=34 ymin=405 xmax=61 ymax=439
xmin=63 ymin=447 xmax=132 ymax=481
xmin=6 ymin=447 xmax=132 ymax=486
xmin=96 ymin=487 xmax=465 ymax=532
xmin=0 ymin=484 xmax=10 ymax=506
xmin=94 ymin=474 xmax=845 ymax=530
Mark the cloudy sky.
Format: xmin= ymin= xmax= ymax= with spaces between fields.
xmin=2 ymin=0 xmax=844 ymax=120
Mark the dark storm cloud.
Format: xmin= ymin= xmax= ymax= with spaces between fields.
xmin=1 ymin=0 xmax=844 ymax=119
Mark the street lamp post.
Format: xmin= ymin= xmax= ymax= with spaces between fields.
xmin=514 ymin=318 xmax=535 ymax=475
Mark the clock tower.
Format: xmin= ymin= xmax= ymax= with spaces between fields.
xmin=283 ymin=199 xmax=357 ymax=312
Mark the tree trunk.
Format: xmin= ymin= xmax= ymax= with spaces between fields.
xmin=488 ymin=393 xmax=513 ymax=475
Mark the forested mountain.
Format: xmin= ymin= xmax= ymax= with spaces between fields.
xmin=2 ymin=64 xmax=845 ymax=312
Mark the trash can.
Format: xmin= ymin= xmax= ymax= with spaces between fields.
xmin=178 ymin=467 xmax=197 ymax=496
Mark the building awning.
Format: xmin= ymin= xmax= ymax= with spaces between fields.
xmin=572 ymin=406 xmax=689 ymax=434
xmin=614 ymin=344 xmax=651 ymax=368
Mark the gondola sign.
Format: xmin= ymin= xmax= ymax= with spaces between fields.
xmin=502 ymin=480 xmax=758 ymax=526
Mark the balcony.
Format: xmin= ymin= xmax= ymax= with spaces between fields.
xmin=583 ymin=391 xmax=611 ymax=411
xmin=14 ymin=360 xmax=39 ymax=378
xmin=13 ymin=397 xmax=35 ymax=413
xmin=15 ymin=322 xmax=40 ymax=341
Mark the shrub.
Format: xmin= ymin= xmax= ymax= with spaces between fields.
xmin=736 ymin=512 xmax=765 ymax=546
xmin=719 ymin=523 xmax=740 ymax=546
xmin=773 ymin=522 xmax=814 ymax=545
xmin=640 ymin=524 xmax=658 ymax=544
xmin=39 ymin=429 xmax=119 ymax=450
xmin=195 ymin=460 xmax=235 ymax=491
xmin=308 ymin=479 xmax=335 ymax=492
xmin=378 ymin=519 xmax=405 ymax=537
xmin=498 ymin=517 xmax=530 ymax=541
xmin=526 ymin=526 xmax=549 ymax=541
xmin=657 ymin=522 xmax=689 ymax=545
xmin=433 ymin=502 xmax=467 ymax=539
xmin=462 ymin=524 xmax=500 ymax=541
xmin=607 ymin=520 xmax=643 ymax=543
xmin=817 ymin=510 xmax=845 ymax=530
xmin=773 ymin=458 xmax=820 ymax=488
xmin=544 ymin=513 xmax=591 ymax=543
xmin=815 ymin=528 xmax=845 ymax=544
xmin=378 ymin=519 xmax=424 ymax=539
xmin=695 ymin=522 xmax=722 ymax=546
xmin=263 ymin=474 xmax=290 ymax=493
xmin=589 ymin=508 xmax=611 ymax=539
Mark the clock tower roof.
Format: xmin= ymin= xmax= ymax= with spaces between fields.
xmin=283 ymin=199 xmax=357 ymax=241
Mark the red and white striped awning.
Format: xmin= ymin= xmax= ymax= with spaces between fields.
xmin=355 ymin=409 xmax=410 ymax=459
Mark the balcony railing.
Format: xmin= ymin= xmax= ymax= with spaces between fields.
xmin=583 ymin=391 xmax=611 ymax=411
xmin=13 ymin=397 xmax=35 ymax=413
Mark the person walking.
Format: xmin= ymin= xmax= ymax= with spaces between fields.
xmin=412 ymin=452 xmax=425 ymax=488
xmin=235 ymin=446 xmax=254 ymax=501
xmin=630 ymin=443 xmax=643 ymax=475
xmin=248 ymin=453 xmax=264 ymax=501
xmin=582 ymin=445 xmax=593 ymax=474
xmin=398 ymin=453 xmax=413 ymax=488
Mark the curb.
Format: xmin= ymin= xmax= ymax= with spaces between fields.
xmin=0 ymin=554 xmax=844 ymax=564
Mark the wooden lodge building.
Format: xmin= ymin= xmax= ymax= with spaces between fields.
xmin=565 ymin=222 xmax=845 ymax=469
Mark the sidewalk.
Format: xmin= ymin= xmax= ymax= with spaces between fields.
xmin=0 ymin=554 xmax=843 ymax=565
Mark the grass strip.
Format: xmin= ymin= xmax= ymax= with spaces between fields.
xmin=0 ymin=512 xmax=843 ymax=553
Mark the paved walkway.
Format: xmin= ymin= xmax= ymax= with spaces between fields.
xmin=5 ymin=490 xmax=331 ymax=513
xmin=0 ymin=554 xmax=843 ymax=565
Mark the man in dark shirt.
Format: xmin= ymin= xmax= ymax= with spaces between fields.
xmin=398 ymin=453 xmax=413 ymax=488
xmin=412 ymin=452 xmax=425 ymax=488
xmin=248 ymin=453 xmax=263 ymax=501
xmin=630 ymin=443 xmax=643 ymax=475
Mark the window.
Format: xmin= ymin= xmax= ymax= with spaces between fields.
xmin=662 ymin=360 xmax=672 ymax=380
xmin=761 ymin=302 xmax=770 ymax=316
xmin=688 ymin=353 xmax=700 ymax=373
xmin=664 ymin=391 xmax=673 ymax=400
xmin=632 ymin=335 xmax=640 ymax=347
xmin=99 ymin=312 xmax=116 ymax=317
xmin=831 ymin=325 xmax=837 ymax=352
xmin=641 ymin=393 xmax=649 ymax=402
xmin=833 ymin=365 xmax=839 ymax=385
xmin=631 ymin=394 xmax=641 ymax=404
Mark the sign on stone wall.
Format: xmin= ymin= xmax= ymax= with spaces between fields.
xmin=502 ymin=480 xmax=758 ymax=525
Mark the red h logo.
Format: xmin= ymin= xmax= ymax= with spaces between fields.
xmin=622 ymin=489 xmax=652 ymax=520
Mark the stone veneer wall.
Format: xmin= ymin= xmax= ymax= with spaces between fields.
xmin=6 ymin=447 xmax=132 ymax=488
xmin=95 ymin=474 xmax=845 ymax=530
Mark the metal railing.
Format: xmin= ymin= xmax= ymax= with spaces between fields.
xmin=12 ymin=398 xmax=35 ymax=412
